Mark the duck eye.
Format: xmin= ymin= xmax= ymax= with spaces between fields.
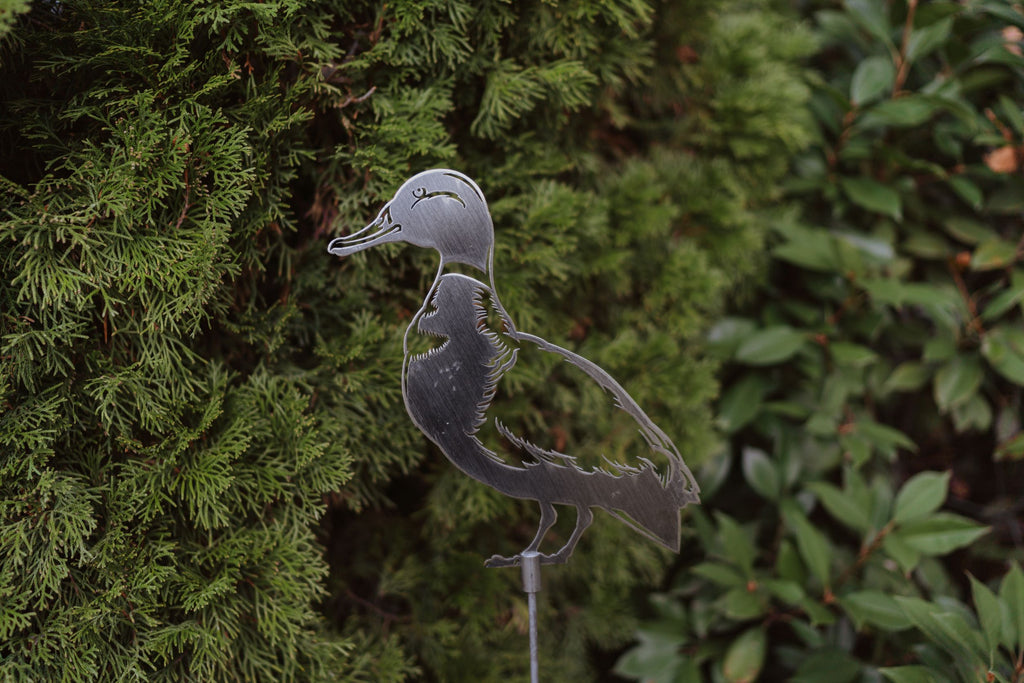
xmin=413 ymin=187 xmax=427 ymax=198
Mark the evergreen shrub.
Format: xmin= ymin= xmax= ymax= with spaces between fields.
xmin=0 ymin=0 xmax=813 ymax=680
xmin=617 ymin=0 xmax=1024 ymax=680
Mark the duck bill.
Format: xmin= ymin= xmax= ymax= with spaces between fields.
xmin=328 ymin=207 xmax=402 ymax=257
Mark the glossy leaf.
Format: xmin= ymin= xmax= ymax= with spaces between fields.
xmin=906 ymin=17 xmax=954 ymax=63
xmin=782 ymin=500 xmax=832 ymax=586
xmin=897 ymin=512 xmax=988 ymax=555
xmin=807 ymin=481 xmax=871 ymax=534
xmin=999 ymin=563 xmax=1024 ymax=653
xmin=968 ymin=574 xmax=1003 ymax=655
xmin=893 ymin=470 xmax=949 ymax=523
xmin=840 ymin=176 xmax=902 ymax=219
xmin=933 ymin=354 xmax=984 ymax=411
xmin=722 ymin=627 xmax=767 ymax=683
xmin=981 ymin=325 xmax=1024 ymax=385
xmin=742 ymin=446 xmax=781 ymax=500
xmin=734 ymin=326 xmax=807 ymax=365
xmin=850 ymin=55 xmax=895 ymax=104
xmin=971 ymin=239 xmax=1019 ymax=271
xmin=840 ymin=590 xmax=912 ymax=631
xmin=879 ymin=665 xmax=941 ymax=683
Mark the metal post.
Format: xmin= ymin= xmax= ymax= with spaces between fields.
xmin=520 ymin=551 xmax=542 ymax=683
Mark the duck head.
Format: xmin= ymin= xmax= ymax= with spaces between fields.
xmin=328 ymin=169 xmax=494 ymax=273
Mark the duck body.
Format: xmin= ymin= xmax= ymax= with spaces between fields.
xmin=329 ymin=170 xmax=699 ymax=566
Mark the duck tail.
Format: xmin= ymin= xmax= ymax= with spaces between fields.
xmin=604 ymin=464 xmax=698 ymax=553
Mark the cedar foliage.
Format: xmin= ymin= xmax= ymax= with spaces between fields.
xmin=0 ymin=0 xmax=812 ymax=679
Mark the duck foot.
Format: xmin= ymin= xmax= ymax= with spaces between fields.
xmin=484 ymin=552 xmax=569 ymax=568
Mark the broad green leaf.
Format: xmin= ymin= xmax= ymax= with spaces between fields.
xmin=734 ymin=326 xmax=807 ymax=365
xmin=841 ymin=176 xmax=902 ymax=219
xmin=742 ymin=446 xmax=781 ymax=501
xmin=830 ymin=342 xmax=878 ymax=367
xmin=883 ymin=361 xmax=932 ymax=393
xmin=807 ymin=481 xmax=872 ymax=534
xmin=723 ymin=627 xmax=767 ymax=683
xmin=999 ymin=563 xmax=1024 ymax=653
xmin=897 ymin=512 xmax=988 ymax=555
xmin=969 ymin=574 xmax=1003 ymax=655
xmin=906 ymin=17 xmax=953 ymax=62
xmin=933 ymin=354 xmax=983 ymax=411
xmin=999 ymin=93 xmax=1024 ymax=135
xmin=858 ymin=95 xmax=940 ymax=128
xmin=982 ymin=325 xmax=1024 ymax=385
xmin=791 ymin=649 xmax=862 ymax=683
xmin=763 ymin=578 xmax=806 ymax=605
xmin=692 ymin=562 xmax=747 ymax=588
xmin=782 ymin=500 xmax=832 ymax=586
xmin=971 ymin=239 xmax=1019 ymax=271
xmin=883 ymin=531 xmax=922 ymax=573
xmin=840 ymin=590 xmax=912 ymax=631
xmin=845 ymin=0 xmax=892 ymax=43
xmin=716 ymin=512 xmax=757 ymax=575
xmin=773 ymin=233 xmax=842 ymax=272
xmin=944 ymin=216 xmax=998 ymax=244
xmin=855 ymin=419 xmax=917 ymax=456
xmin=948 ymin=176 xmax=983 ymax=210
xmin=718 ymin=374 xmax=770 ymax=433
xmin=894 ymin=596 xmax=986 ymax=659
xmin=850 ymin=55 xmax=895 ymax=104
xmin=708 ymin=317 xmax=759 ymax=356
xmin=981 ymin=272 xmax=1024 ymax=321
xmin=952 ymin=393 xmax=993 ymax=432
xmin=893 ymin=470 xmax=949 ymax=523
xmin=923 ymin=336 xmax=956 ymax=362
xmin=721 ymin=587 xmax=768 ymax=620
xmin=879 ymin=665 xmax=940 ymax=683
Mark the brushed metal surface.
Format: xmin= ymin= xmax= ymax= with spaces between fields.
xmin=329 ymin=169 xmax=700 ymax=567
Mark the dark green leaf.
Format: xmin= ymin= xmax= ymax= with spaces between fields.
xmin=723 ymin=628 xmax=767 ymax=683
xmin=897 ymin=512 xmax=988 ymax=555
xmin=782 ymin=500 xmax=832 ymax=586
xmin=883 ymin=362 xmax=932 ymax=393
xmin=893 ymin=470 xmax=949 ymax=524
xmin=808 ymin=481 xmax=872 ymax=534
xmin=830 ymin=342 xmax=878 ymax=367
xmin=879 ymin=665 xmax=941 ymax=683
xmin=850 ymin=55 xmax=895 ymax=105
xmin=840 ymin=176 xmax=902 ymax=219
xmin=933 ymin=353 xmax=984 ymax=411
xmin=906 ymin=18 xmax=954 ymax=62
xmin=742 ymin=446 xmax=781 ymax=501
xmin=858 ymin=95 xmax=940 ymax=128
xmin=981 ymin=272 xmax=1024 ymax=321
xmin=999 ymin=563 xmax=1024 ymax=653
xmin=981 ymin=326 xmax=1024 ymax=384
xmin=716 ymin=512 xmax=757 ymax=575
xmin=734 ymin=326 xmax=807 ymax=366
xmin=718 ymin=374 xmax=771 ymax=434
xmin=840 ymin=590 xmax=913 ymax=631
xmin=971 ymin=239 xmax=1019 ymax=271
xmin=968 ymin=574 xmax=1002 ymax=655
xmin=845 ymin=0 xmax=893 ymax=43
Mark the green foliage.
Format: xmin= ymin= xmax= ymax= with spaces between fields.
xmin=1 ymin=0 xmax=814 ymax=680
xmin=618 ymin=0 xmax=1024 ymax=680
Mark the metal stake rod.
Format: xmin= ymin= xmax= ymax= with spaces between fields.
xmin=520 ymin=551 xmax=542 ymax=683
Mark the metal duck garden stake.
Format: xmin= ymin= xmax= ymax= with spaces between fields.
xmin=329 ymin=170 xmax=700 ymax=569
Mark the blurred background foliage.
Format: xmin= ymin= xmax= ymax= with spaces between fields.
xmin=617 ymin=0 xmax=1024 ymax=680
xmin=0 ymin=0 xmax=1021 ymax=681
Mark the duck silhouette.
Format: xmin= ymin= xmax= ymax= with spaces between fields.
xmin=329 ymin=170 xmax=699 ymax=567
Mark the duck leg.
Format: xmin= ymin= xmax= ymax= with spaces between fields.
xmin=485 ymin=501 xmax=558 ymax=568
xmin=540 ymin=505 xmax=593 ymax=565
